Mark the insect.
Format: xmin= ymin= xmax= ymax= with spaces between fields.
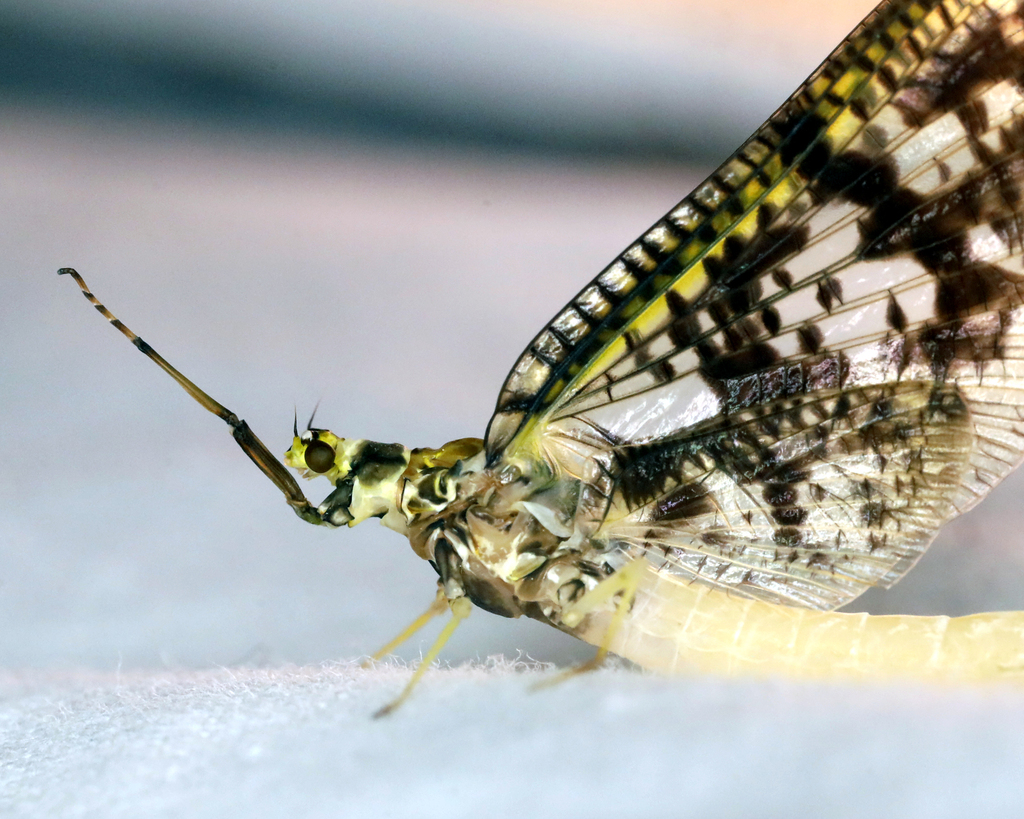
xmin=64 ymin=0 xmax=1024 ymax=713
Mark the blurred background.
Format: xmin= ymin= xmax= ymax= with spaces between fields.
xmin=4 ymin=0 xmax=1024 ymax=675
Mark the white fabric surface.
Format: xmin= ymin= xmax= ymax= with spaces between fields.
xmin=5 ymin=663 xmax=1024 ymax=818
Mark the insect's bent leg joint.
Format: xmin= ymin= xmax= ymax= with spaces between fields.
xmin=534 ymin=560 xmax=646 ymax=690
xmin=363 ymin=587 xmax=449 ymax=666
xmin=229 ymin=419 xmax=325 ymax=525
xmin=316 ymin=480 xmax=356 ymax=527
xmin=433 ymin=538 xmax=470 ymax=603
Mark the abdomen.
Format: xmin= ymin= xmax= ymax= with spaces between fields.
xmin=570 ymin=562 xmax=1024 ymax=681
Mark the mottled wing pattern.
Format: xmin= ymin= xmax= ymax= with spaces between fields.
xmin=601 ymin=382 xmax=975 ymax=609
xmin=485 ymin=0 xmax=1024 ymax=610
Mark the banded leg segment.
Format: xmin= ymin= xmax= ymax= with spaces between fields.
xmin=59 ymin=268 xmax=322 ymax=525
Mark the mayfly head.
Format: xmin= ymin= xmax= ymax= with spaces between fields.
xmin=285 ymin=428 xmax=412 ymax=530
xmin=285 ymin=427 xmax=346 ymax=481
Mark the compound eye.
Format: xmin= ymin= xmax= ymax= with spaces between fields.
xmin=304 ymin=439 xmax=336 ymax=473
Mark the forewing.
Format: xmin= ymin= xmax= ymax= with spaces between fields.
xmin=486 ymin=0 xmax=1024 ymax=609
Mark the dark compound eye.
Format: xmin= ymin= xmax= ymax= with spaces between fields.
xmin=304 ymin=439 xmax=336 ymax=473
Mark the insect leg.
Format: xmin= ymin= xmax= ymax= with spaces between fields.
xmin=373 ymin=596 xmax=472 ymax=718
xmin=536 ymin=559 xmax=647 ymax=687
xmin=361 ymin=587 xmax=448 ymax=667
xmin=58 ymin=268 xmax=323 ymax=525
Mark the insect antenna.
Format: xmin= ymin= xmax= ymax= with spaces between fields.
xmin=306 ymin=400 xmax=321 ymax=432
xmin=59 ymin=267 xmax=323 ymax=526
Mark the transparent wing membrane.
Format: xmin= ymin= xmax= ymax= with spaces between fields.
xmin=487 ymin=0 xmax=1024 ymax=609
xmin=605 ymin=381 xmax=975 ymax=610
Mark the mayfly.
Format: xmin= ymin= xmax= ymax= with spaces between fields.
xmin=64 ymin=0 xmax=1024 ymax=713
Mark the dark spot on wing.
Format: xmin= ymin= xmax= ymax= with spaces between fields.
xmin=774 ymin=112 xmax=829 ymax=171
xmin=814 ymin=151 xmax=899 ymax=207
xmin=798 ymin=324 xmax=824 ymax=354
xmin=886 ymin=293 xmax=907 ymax=332
xmin=926 ymin=385 xmax=968 ymax=422
xmin=816 ymin=277 xmax=843 ymax=313
xmin=701 ymin=341 xmax=781 ymax=383
xmin=761 ymin=306 xmax=782 ymax=336
xmin=652 ymin=482 xmax=715 ymax=522
xmin=895 ymin=18 xmax=1024 ymax=132
xmin=771 ymin=505 xmax=809 ymax=527
xmin=832 ymin=392 xmax=851 ymax=420
xmin=763 ymin=483 xmax=797 ymax=506
xmin=773 ymin=527 xmax=804 ymax=549
xmin=772 ymin=269 xmax=794 ymax=290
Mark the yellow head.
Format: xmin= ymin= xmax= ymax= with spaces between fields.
xmin=284 ymin=428 xmax=347 ymax=480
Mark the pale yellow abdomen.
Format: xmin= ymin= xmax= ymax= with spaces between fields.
xmin=572 ymin=563 xmax=1024 ymax=681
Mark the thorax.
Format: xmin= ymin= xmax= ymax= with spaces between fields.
xmin=399 ymin=445 xmax=626 ymax=626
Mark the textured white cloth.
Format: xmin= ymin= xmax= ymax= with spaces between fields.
xmin=5 ymin=663 xmax=1024 ymax=819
